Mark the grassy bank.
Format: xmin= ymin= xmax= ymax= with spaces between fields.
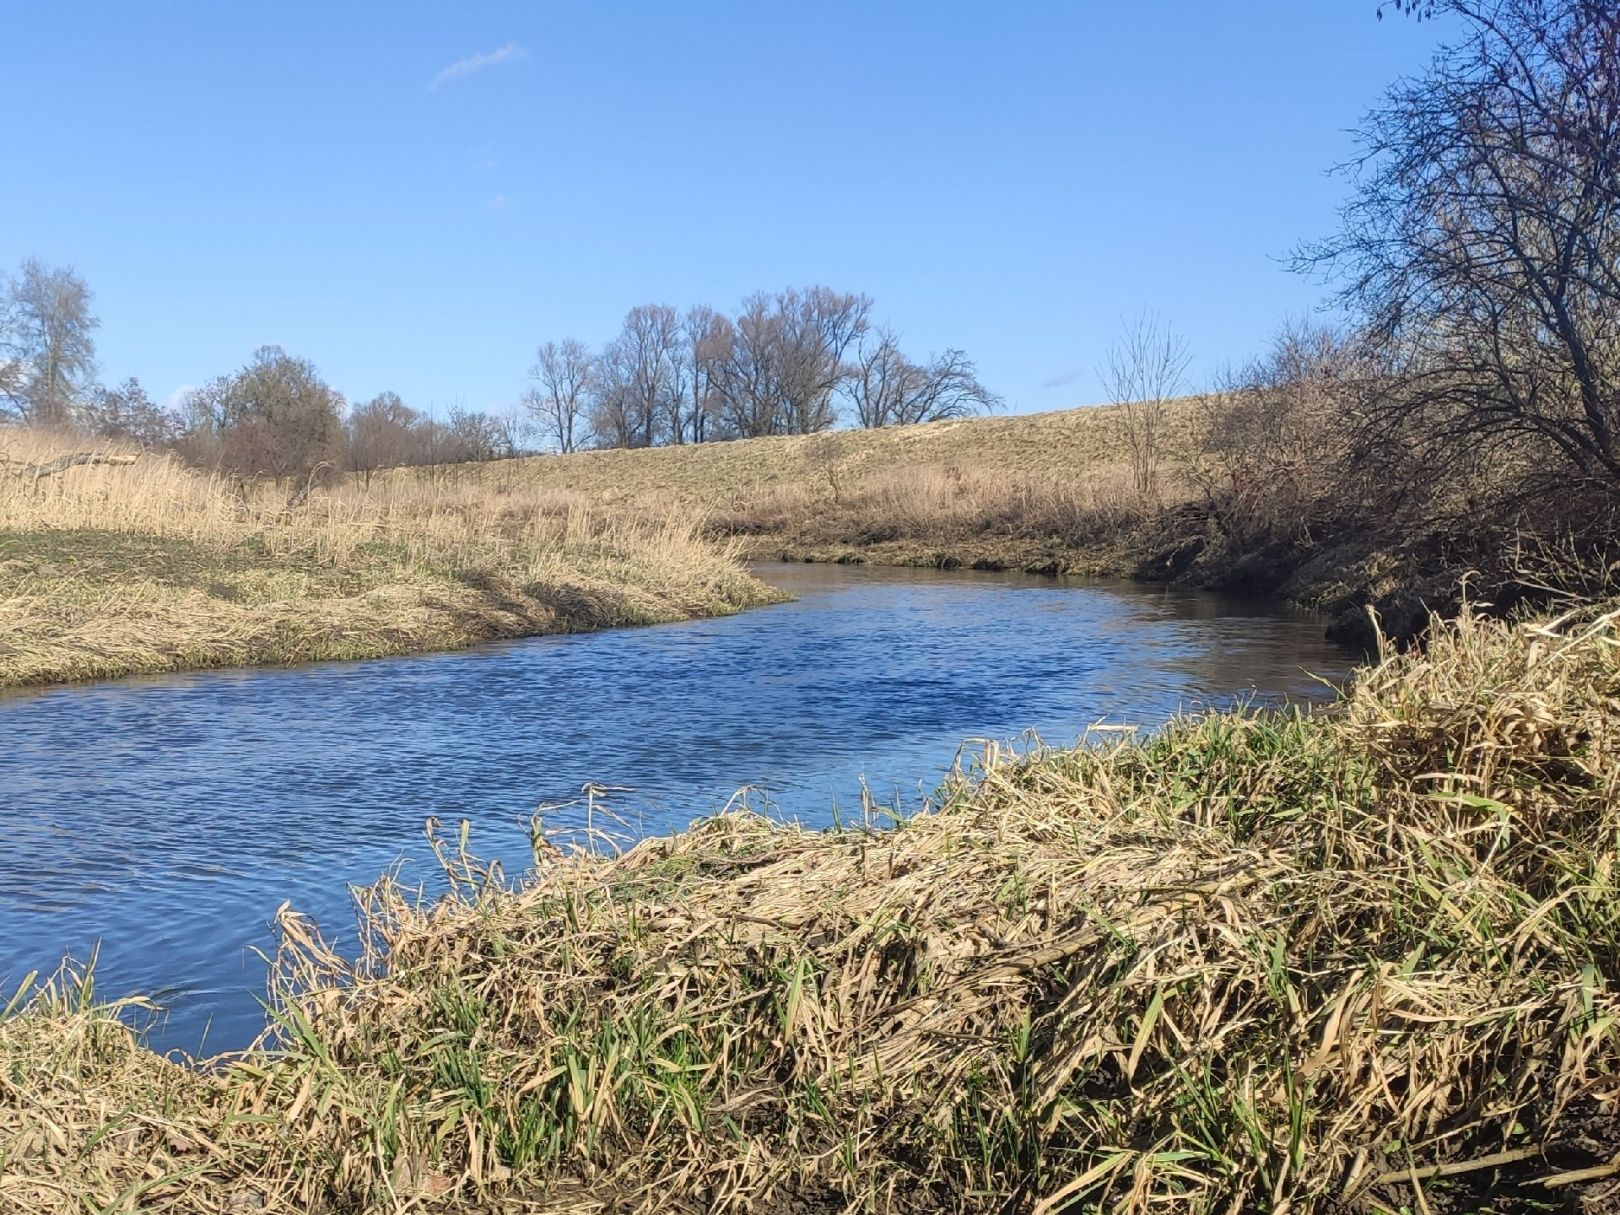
xmin=397 ymin=404 xmax=1178 ymax=577
xmin=423 ymin=404 xmax=1181 ymax=506
xmin=419 ymin=399 xmax=1612 ymax=646
xmin=0 ymin=429 xmax=783 ymax=688
xmin=5 ymin=600 xmax=1618 ymax=1213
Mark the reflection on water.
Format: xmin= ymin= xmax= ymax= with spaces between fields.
xmin=0 ymin=562 xmax=1355 ymax=1052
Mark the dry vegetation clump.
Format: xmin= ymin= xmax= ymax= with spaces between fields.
xmin=0 ymin=428 xmax=781 ymax=687
xmin=714 ymin=462 xmax=1158 ymax=573
xmin=5 ymin=602 xmax=1618 ymax=1213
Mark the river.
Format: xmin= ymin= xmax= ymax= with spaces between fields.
xmin=0 ymin=563 xmax=1355 ymax=1053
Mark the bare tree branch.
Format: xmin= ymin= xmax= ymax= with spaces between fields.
xmin=2 ymin=451 xmax=138 ymax=482
xmin=1302 ymin=0 xmax=1620 ymax=494
xmin=1101 ymin=312 xmax=1190 ymax=501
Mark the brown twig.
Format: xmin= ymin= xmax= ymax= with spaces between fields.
xmin=1372 ymin=1146 xmax=1541 ymax=1187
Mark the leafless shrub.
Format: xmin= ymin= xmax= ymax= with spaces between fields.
xmin=1102 ymin=312 xmax=1189 ymax=503
xmin=1184 ymin=321 xmax=1359 ymax=548
xmin=1304 ymin=0 xmax=1620 ymax=496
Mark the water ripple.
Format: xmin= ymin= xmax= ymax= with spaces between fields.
xmin=0 ymin=564 xmax=1355 ymax=1051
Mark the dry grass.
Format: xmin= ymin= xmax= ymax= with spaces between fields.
xmin=401 ymin=404 xmax=1203 ymax=572
xmin=5 ymin=600 xmax=1618 ymax=1212
xmin=715 ymin=463 xmax=1160 ymax=573
xmin=446 ymin=404 xmax=1195 ymax=504
xmin=0 ymin=428 xmax=782 ymax=687
xmin=375 ymin=400 xmax=1618 ymax=639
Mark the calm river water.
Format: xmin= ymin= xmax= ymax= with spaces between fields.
xmin=0 ymin=563 xmax=1355 ymax=1053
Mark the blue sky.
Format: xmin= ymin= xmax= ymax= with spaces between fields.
xmin=3 ymin=2 xmax=1456 ymax=419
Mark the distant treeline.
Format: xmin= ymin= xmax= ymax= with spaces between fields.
xmin=526 ymin=290 xmax=1000 ymax=454
xmin=0 ymin=272 xmax=999 ymax=480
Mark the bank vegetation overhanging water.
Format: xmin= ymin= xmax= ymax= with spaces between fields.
xmin=0 ymin=427 xmax=784 ymax=689
xmin=3 ymin=597 xmax=1618 ymax=1214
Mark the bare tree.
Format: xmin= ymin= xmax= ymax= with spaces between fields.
xmin=846 ymin=330 xmax=910 ymax=429
xmin=709 ymin=287 xmax=871 ymax=437
xmin=904 ymin=348 xmax=1001 ymax=424
xmin=680 ymin=306 xmax=729 ymax=444
xmin=526 ymin=338 xmax=594 ymax=453
xmin=81 ymin=377 xmax=177 ymax=446
xmin=189 ymin=346 xmax=346 ymax=480
xmin=442 ymin=406 xmax=509 ymax=463
xmin=347 ymin=391 xmax=427 ymax=480
xmin=0 ymin=259 xmax=99 ymax=427
xmin=591 ymin=305 xmax=683 ymax=448
xmin=710 ymin=295 xmax=782 ymax=439
xmin=492 ymin=404 xmax=528 ymax=463
xmin=1102 ymin=311 xmax=1190 ymax=501
xmin=774 ymin=286 xmax=871 ymax=434
xmin=1303 ymin=0 xmax=1620 ymax=492
xmin=845 ymin=328 xmax=1002 ymax=427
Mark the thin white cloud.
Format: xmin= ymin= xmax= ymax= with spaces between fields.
xmin=164 ymin=383 xmax=196 ymax=410
xmin=429 ymin=43 xmax=527 ymax=91
xmin=489 ymin=193 xmax=512 ymax=210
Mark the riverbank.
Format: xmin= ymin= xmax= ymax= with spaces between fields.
xmin=4 ymin=599 xmax=1616 ymax=1213
xmin=394 ymin=405 xmax=1163 ymax=586
xmin=408 ymin=401 xmax=1573 ymax=647
xmin=0 ymin=430 xmax=783 ymax=688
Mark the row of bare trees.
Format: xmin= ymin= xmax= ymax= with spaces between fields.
xmin=0 ymin=301 xmax=523 ymax=482
xmin=75 ymin=350 xmax=519 ymax=482
xmin=525 ymin=287 xmax=1000 ymax=453
xmin=177 ymin=353 xmax=524 ymax=482
xmin=3 ymin=265 xmax=1000 ymax=478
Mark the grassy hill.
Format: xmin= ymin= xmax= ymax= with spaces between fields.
xmin=483 ymin=403 xmax=1179 ymax=502
xmin=393 ymin=403 xmax=1202 ymax=576
xmin=402 ymin=399 xmax=1545 ymax=647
